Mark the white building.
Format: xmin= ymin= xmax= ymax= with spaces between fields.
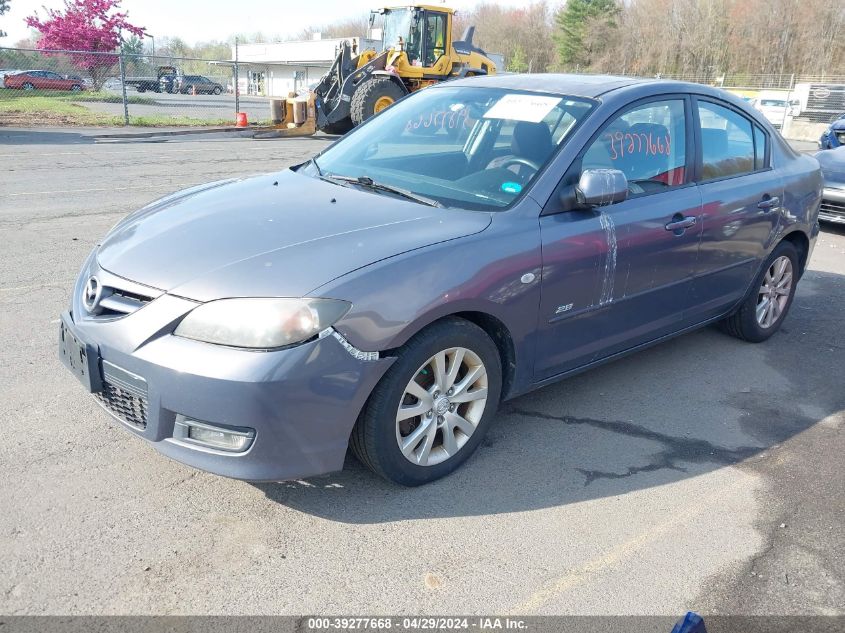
xmin=230 ymin=36 xmax=382 ymax=97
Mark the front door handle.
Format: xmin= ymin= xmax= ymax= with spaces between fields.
xmin=665 ymin=216 xmax=697 ymax=232
xmin=758 ymin=196 xmax=780 ymax=210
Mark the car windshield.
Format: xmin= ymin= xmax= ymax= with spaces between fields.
xmin=307 ymin=87 xmax=594 ymax=210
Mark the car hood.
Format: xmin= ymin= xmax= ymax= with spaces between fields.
xmin=97 ymin=170 xmax=492 ymax=302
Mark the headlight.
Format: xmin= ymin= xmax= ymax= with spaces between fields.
xmin=174 ymin=298 xmax=351 ymax=349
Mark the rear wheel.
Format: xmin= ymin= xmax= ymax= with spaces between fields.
xmin=350 ymin=77 xmax=405 ymax=126
xmin=351 ymin=318 xmax=502 ymax=486
xmin=137 ymin=85 xmax=146 ymax=93
xmin=721 ymin=240 xmax=799 ymax=343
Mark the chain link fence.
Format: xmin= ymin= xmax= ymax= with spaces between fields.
xmin=0 ymin=46 xmax=274 ymax=127
xmin=2 ymin=45 xmax=844 ymax=132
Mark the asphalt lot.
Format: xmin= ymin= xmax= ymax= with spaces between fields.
xmin=0 ymin=128 xmax=842 ymax=618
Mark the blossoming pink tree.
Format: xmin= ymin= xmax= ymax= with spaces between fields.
xmin=26 ymin=0 xmax=145 ymax=89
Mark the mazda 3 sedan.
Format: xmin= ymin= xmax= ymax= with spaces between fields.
xmin=60 ymin=75 xmax=822 ymax=486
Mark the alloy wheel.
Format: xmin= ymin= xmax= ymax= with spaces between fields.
xmin=395 ymin=347 xmax=488 ymax=467
xmin=756 ymin=255 xmax=793 ymax=328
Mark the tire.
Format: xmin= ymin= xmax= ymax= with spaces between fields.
xmin=70 ymin=84 xmax=82 ymax=92
xmin=320 ymin=119 xmax=354 ymax=135
xmin=137 ymin=86 xmax=146 ymax=93
xmin=350 ymin=317 xmax=502 ymax=486
xmin=350 ymin=76 xmax=405 ymax=127
xmin=213 ymin=86 xmax=222 ymax=95
xmin=22 ymin=82 xmax=34 ymax=91
xmin=720 ymin=240 xmax=799 ymax=343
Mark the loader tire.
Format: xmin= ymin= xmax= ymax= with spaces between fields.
xmin=350 ymin=77 xmax=405 ymax=126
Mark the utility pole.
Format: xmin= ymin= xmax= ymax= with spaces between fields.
xmin=234 ymin=37 xmax=240 ymax=115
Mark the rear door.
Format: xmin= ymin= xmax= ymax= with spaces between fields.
xmin=689 ymin=97 xmax=781 ymax=322
xmin=535 ymin=96 xmax=702 ymax=379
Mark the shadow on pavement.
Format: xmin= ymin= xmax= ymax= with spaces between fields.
xmin=254 ymin=269 xmax=844 ymax=523
xmin=0 ymin=127 xmax=96 ymax=145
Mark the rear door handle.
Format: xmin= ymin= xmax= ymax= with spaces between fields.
xmin=665 ymin=216 xmax=697 ymax=231
xmin=758 ymin=196 xmax=780 ymax=210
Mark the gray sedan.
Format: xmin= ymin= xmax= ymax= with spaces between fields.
xmin=59 ymin=74 xmax=822 ymax=486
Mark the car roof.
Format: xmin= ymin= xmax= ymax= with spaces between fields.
xmin=440 ymin=73 xmax=748 ymax=103
xmin=442 ymin=73 xmax=653 ymax=98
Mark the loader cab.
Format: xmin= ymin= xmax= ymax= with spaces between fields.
xmin=376 ymin=6 xmax=452 ymax=71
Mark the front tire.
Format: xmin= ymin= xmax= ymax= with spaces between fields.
xmin=213 ymin=86 xmax=222 ymax=95
xmin=350 ymin=77 xmax=405 ymax=127
xmin=721 ymin=240 xmax=799 ymax=342
xmin=351 ymin=318 xmax=502 ymax=486
xmin=22 ymin=82 xmax=34 ymax=91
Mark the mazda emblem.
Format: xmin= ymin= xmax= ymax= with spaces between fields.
xmin=83 ymin=276 xmax=102 ymax=313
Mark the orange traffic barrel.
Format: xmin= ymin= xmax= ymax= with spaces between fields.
xmin=235 ymin=112 xmax=248 ymax=127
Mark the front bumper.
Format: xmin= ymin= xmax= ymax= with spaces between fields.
xmin=63 ymin=256 xmax=393 ymax=481
xmin=820 ymin=186 xmax=845 ymax=225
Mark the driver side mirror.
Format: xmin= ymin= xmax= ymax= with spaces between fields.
xmin=574 ymin=168 xmax=629 ymax=208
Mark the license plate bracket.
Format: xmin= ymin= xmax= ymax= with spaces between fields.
xmin=59 ymin=311 xmax=102 ymax=393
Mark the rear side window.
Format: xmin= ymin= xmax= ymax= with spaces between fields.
xmin=697 ymin=101 xmax=756 ymax=179
xmin=753 ymin=124 xmax=768 ymax=170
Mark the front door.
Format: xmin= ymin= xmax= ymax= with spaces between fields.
xmin=535 ymin=97 xmax=702 ymax=379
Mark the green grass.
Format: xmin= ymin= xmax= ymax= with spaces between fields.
xmin=0 ymin=90 xmax=238 ymax=127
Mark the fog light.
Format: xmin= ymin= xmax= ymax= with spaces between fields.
xmin=174 ymin=415 xmax=255 ymax=453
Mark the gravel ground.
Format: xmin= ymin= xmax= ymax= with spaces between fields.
xmin=0 ymin=128 xmax=842 ymax=619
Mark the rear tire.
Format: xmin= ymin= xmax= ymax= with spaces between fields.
xmin=720 ymin=241 xmax=799 ymax=343
xmin=351 ymin=318 xmax=502 ymax=486
xmin=137 ymin=86 xmax=146 ymax=93
xmin=350 ymin=77 xmax=405 ymax=127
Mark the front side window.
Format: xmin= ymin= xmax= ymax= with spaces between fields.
xmin=581 ymin=99 xmax=688 ymax=197
xmin=307 ymin=87 xmax=594 ymax=210
xmin=698 ymin=101 xmax=755 ymax=179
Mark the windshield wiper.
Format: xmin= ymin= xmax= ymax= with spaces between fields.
xmin=322 ymin=174 xmax=443 ymax=208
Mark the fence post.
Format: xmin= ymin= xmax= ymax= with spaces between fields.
xmin=118 ymin=50 xmax=129 ymax=126
xmin=234 ymin=37 xmax=240 ymax=119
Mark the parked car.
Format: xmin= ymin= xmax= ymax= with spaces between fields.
xmin=3 ymin=70 xmax=85 ymax=91
xmin=178 ymin=75 xmax=224 ymax=95
xmin=815 ymin=146 xmax=845 ymax=224
xmin=751 ymin=97 xmax=799 ymax=128
xmin=59 ymin=75 xmax=822 ymax=486
xmin=0 ymin=68 xmax=25 ymax=85
xmin=819 ymin=113 xmax=845 ymax=150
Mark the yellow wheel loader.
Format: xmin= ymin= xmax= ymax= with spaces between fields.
xmin=313 ymin=5 xmax=497 ymax=134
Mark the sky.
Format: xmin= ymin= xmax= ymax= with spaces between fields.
xmin=2 ymin=0 xmax=509 ymax=47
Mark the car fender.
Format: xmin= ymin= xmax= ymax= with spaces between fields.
xmin=309 ymin=204 xmax=543 ymax=397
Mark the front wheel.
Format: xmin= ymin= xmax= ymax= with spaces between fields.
xmin=720 ymin=240 xmax=799 ymax=342
xmin=351 ymin=318 xmax=502 ymax=486
xmin=22 ymin=82 xmax=34 ymax=91
xmin=213 ymin=86 xmax=222 ymax=95
xmin=349 ymin=76 xmax=405 ymax=127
